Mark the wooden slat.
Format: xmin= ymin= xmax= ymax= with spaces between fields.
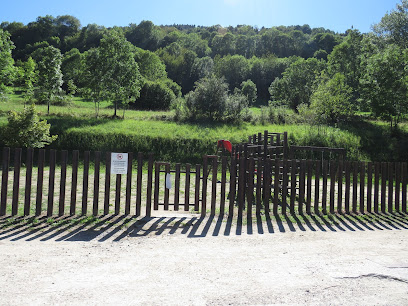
xmin=381 ymin=162 xmax=387 ymax=213
xmin=352 ymin=162 xmax=358 ymax=214
xmin=146 ymin=153 xmax=154 ymax=217
xmin=47 ymin=149 xmax=56 ymax=216
xmin=344 ymin=161 xmax=351 ymax=214
xmin=374 ymin=162 xmax=380 ymax=213
xmin=263 ymin=159 xmax=271 ymax=213
xmin=201 ymin=157 xmax=208 ymax=217
xmin=402 ymin=163 xmax=407 ymax=213
xmin=82 ymin=151 xmax=90 ymax=215
xmin=104 ymin=152 xmax=111 ymax=215
xmin=337 ymin=161 xmax=343 ymax=213
xmin=135 ymin=153 xmax=143 ymax=216
xmin=299 ymin=160 xmax=306 ymax=214
xmin=388 ymin=162 xmax=393 ymax=213
xmin=256 ymin=159 xmax=262 ymax=215
xmin=314 ymin=160 xmax=320 ymax=215
xmin=185 ymin=164 xmax=191 ymax=212
xmin=238 ymin=157 xmax=245 ymax=217
xmin=58 ymin=150 xmax=68 ymax=216
xmin=220 ymin=157 xmax=227 ymax=215
xmin=366 ymin=162 xmax=373 ymax=213
xmin=195 ymin=164 xmax=201 ymax=212
xmin=322 ymin=160 xmax=328 ymax=214
xmin=115 ymin=174 xmax=121 ymax=214
xmin=175 ymin=163 xmax=181 ymax=211
xmin=247 ymin=158 xmax=254 ymax=218
xmin=229 ymin=159 xmax=236 ymax=217
xmin=125 ymin=152 xmax=133 ymax=215
xmin=282 ymin=159 xmax=288 ymax=214
xmin=24 ymin=148 xmax=33 ymax=216
xmin=329 ymin=161 xmax=336 ymax=214
xmin=12 ymin=148 xmax=22 ymax=216
xmin=154 ymin=162 xmax=160 ymax=210
xmin=70 ymin=150 xmax=79 ymax=215
xmin=211 ymin=158 xmax=217 ymax=215
xmin=290 ymin=160 xmax=297 ymax=214
xmin=35 ymin=149 xmax=45 ymax=216
xmin=395 ymin=162 xmax=401 ymax=212
xmin=164 ymin=163 xmax=170 ymax=211
xmin=306 ymin=160 xmax=312 ymax=214
xmin=93 ymin=151 xmax=101 ymax=216
xmin=273 ymin=159 xmax=280 ymax=214
xmin=0 ymin=147 xmax=10 ymax=216
xmin=359 ymin=162 xmax=365 ymax=214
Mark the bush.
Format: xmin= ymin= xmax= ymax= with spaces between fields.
xmin=1 ymin=104 xmax=58 ymax=148
xmin=131 ymin=80 xmax=176 ymax=110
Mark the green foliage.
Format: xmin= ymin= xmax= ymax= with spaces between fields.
xmin=372 ymin=0 xmax=408 ymax=48
xmin=215 ymin=54 xmax=250 ymax=90
xmin=184 ymin=74 xmax=229 ymax=121
xmin=360 ymin=44 xmax=408 ymax=128
xmin=31 ymin=45 xmax=64 ymax=114
xmin=269 ymin=57 xmax=326 ymax=109
xmin=240 ymin=79 xmax=257 ymax=105
xmin=310 ymin=73 xmax=355 ymax=124
xmin=132 ymin=80 xmax=176 ymax=110
xmin=0 ymin=29 xmax=15 ymax=92
xmin=1 ymin=104 xmax=57 ymax=148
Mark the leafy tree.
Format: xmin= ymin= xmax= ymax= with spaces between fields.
xmin=1 ymin=104 xmax=57 ymax=148
xmin=328 ymin=30 xmax=364 ymax=106
xmin=0 ymin=29 xmax=15 ymax=93
xmin=211 ymin=33 xmax=236 ymax=56
xmin=269 ymin=57 xmax=326 ymax=110
xmin=132 ymin=80 xmax=176 ymax=110
xmin=96 ymin=30 xmax=143 ymax=117
xmin=372 ymin=0 xmax=408 ymax=48
xmin=126 ymin=21 xmax=163 ymax=51
xmin=240 ymin=79 xmax=257 ymax=105
xmin=31 ymin=45 xmax=63 ymax=114
xmin=185 ymin=74 xmax=229 ymax=121
xmin=61 ymin=48 xmax=83 ymax=89
xmin=215 ymin=55 xmax=250 ymax=90
xmin=134 ymin=47 xmax=167 ymax=81
xmin=310 ymin=73 xmax=355 ymax=124
xmin=21 ymin=57 xmax=37 ymax=104
xmin=360 ymin=45 xmax=408 ymax=128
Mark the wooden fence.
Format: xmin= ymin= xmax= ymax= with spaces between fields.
xmin=0 ymin=147 xmax=407 ymax=218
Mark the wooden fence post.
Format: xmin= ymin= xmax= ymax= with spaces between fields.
xmin=12 ymin=148 xmax=22 ymax=216
xmin=220 ymin=157 xmax=227 ymax=215
xmin=47 ymin=149 xmax=56 ymax=216
xmin=125 ymin=152 xmax=133 ymax=215
xmin=24 ymin=148 xmax=33 ymax=216
xmin=93 ymin=151 xmax=101 ymax=216
xmin=185 ymin=163 xmax=191 ymax=212
xmin=229 ymin=159 xmax=236 ymax=217
xmin=36 ymin=149 xmax=45 ymax=216
xmin=135 ymin=153 xmax=143 ymax=216
xmin=70 ymin=150 xmax=79 ymax=215
xmin=82 ymin=151 xmax=90 ymax=215
xmin=146 ymin=153 xmax=154 ymax=217
xmin=58 ymin=150 xmax=68 ymax=216
xmin=0 ymin=147 xmax=10 ymax=216
xmin=104 ymin=152 xmax=111 ymax=215
xmin=201 ymin=156 xmax=208 ymax=217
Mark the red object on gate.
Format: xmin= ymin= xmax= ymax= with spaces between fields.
xmin=217 ymin=140 xmax=232 ymax=153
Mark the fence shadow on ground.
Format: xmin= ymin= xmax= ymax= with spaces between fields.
xmin=0 ymin=212 xmax=407 ymax=242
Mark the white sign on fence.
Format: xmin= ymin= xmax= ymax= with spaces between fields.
xmin=111 ymin=153 xmax=128 ymax=175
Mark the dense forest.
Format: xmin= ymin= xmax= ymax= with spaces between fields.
xmin=0 ymin=1 xmax=407 ymax=128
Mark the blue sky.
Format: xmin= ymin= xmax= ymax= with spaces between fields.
xmin=0 ymin=0 xmax=401 ymax=33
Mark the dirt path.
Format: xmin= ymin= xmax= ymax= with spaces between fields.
xmin=0 ymin=214 xmax=408 ymax=305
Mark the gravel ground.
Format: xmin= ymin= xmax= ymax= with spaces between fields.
xmin=0 ymin=213 xmax=407 ymax=305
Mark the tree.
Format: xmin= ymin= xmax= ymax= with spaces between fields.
xmin=372 ymin=0 xmax=408 ymax=48
xmin=360 ymin=45 xmax=408 ymax=128
xmin=328 ymin=30 xmax=364 ymax=107
xmin=21 ymin=57 xmax=37 ymax=105
xmin=31 ymin=45 xmax=63 ymax=114
xmin=185 ymin=74 xmax=229 ymax=121
xmin=269 ymin=57 xmax=326 ymax=110
xmin=96 ymin=30 xmax=143 ymax=117
xmin=240 ymin=79 xmax=257 ymax=105
xmin=0 ymin=29 xmax=15 ymax=94
xmin=1 ymin=104 xmax=57 ymax=148
xmin=132 ymin=80 xmax=176 ymax=110
xmin=310 ymin=73 xmax=355 ymax=124
xmin=215 ymin=55 xmax=250 ymax=90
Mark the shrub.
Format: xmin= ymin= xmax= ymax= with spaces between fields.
xmin=1 ymin=104 xmax=58 ymax=148
xmin=131 ymin=80 xmax=176 ymax=110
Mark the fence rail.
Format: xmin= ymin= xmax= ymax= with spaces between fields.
xmin=0 ymin=147 xmax=407 ymax=218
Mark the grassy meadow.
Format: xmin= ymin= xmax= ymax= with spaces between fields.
xmin=1 ymin=89 xmax=407 ymax=164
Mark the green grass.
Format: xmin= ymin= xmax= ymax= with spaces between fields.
xmin=1 ymin=88 xmax=407 ymax=163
